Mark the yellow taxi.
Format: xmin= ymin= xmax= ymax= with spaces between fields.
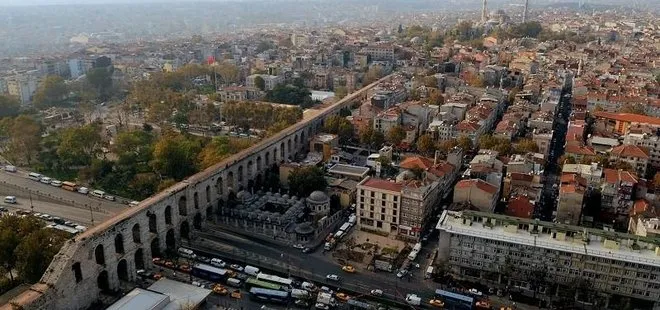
xmin=429 ymin=299 xmax=445 ymax=308
xmin=335 ymin=292 xmax=351 ymax=302
xmin=341 ymin=265 xmax=356 ymax=273
xmin=212 ymin=284 xmax=228 ymax=295
xmin=230 ymin=290 xmax=242 ymax=299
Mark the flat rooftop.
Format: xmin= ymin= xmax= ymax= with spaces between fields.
xmin=106 ymin=288 xmax=169 ymax=310
xmin=437 ymin=210 xmax=660 ymax=268
xmin=148 ymin=278 xmax=211 ymax=310
xmin=328 ymin=164 xmax=370 ymax=177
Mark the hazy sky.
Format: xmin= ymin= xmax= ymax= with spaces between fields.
xmin=0 ymin=0 xmax=240 ymax=6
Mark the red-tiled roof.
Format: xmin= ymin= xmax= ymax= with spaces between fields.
xmin=457 ymin=120 xmax=480 ymax=132
xmin=399 ymin=156 xmax=434 ymax=170
xmin=506 ymin=196 xmax=534 ymax=219
xmin=560 ymin=173 xmax=588 ymax=187
xmin=565 ymin=144 xmax=596 ymax=156
xmin=455 ymin=179 xmax=498 ymax=195
xmin=631 ymin=199 xmax=654 ymax=217
xmin=593 ymin=112 xmax=660 ymax=126
xmin=495 ymin=120 xmax=517 ymax=133
xmin=510 ymin=172 xmax=534 ymax=182
xmin=360 ymin=178 xmax=404 ymax=192
xmin=611 ymin=144 xmax=649 ymax=159
xmin=560 ymin=184 xmax=584 ymax=194
xmin=603 ymin=168 xmax=639 ymax=185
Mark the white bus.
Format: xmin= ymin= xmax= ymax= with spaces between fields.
xmin=365 ymin=154 xmax=380 ymax=169
xmin=256 ymin=272 xmax=293 ymax=287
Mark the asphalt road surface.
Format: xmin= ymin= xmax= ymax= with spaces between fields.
xmin=0 ymin=170 xmax=127 ymax=225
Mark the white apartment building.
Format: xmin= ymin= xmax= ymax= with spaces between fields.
xmin=7 ymin=74 xmax=38 ymax=106
xmin=437 ymin=210 xmax=660 ymax=309
xmin=356 ymin=177 xmax=403 ymax=235
xmin=360 ymin=45 xmax=395 ymax=61
xmin=624 ymin=133 xmax=660 ymax=168
xmin=246 ymin=74 xmax=284 ymax=91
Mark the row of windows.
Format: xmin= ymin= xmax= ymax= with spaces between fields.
xmin=359 ymin=205 xmax=398 ymax=216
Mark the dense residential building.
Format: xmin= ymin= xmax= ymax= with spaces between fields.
xmin=453 ymin=179 xmax=499 ymax=212
xmin=600 ymin=168 xmax=639 ymax=222
xmin=6 ymin=73 xmax=38 ymax=105
xmin=360 ymin=45 xmax=395 ymax=62
xmin=246 ymin=74 xmax=283 ymax=91
xmin=436 ymin=210 xmax=660 ymax=309
xmin=609 ymin=144 xmax=650 ymax=177
xmin=356 ymin=177 xmax=403 ymax=235
xmin=623 ymin=133 xmax=660 ymax=169
xmin=593 ymin=112 xmax=660 ymax=135
xmin=556 ymin=173 xmax=587 ymax=225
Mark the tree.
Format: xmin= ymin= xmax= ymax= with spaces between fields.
xmin=86 ymin=67 xmax=114 ymax=100
xmin=15 ymin=228 xmax=68 ymax=283
xmin=457 ymin=136 xmax=473 ymax=151
xmin=386 ymin=125 xmax=406 ymax=146
xmin=4 ymin=115 xmax=41 ymax=165
xmin=334 ymin=86 xmax=348 ymax=99
xmin=151 ymin=131 xmax=202 ymax=180
xmin=360 ymin=127 xmax=384 ymax=150
xmin=57 ymin=123 xmax=103 ymax=168
xmin=652 ymin=172 xmax=660 ymax=191
xmin=620 ymin=103 xmax=647 ymax=115
xmin=438 ymin=139 xmax=459 ymax=154
xmin=112 ymin=130 xmax=154 ymax=163
xmin=417 ymin=134 xmax=436 ymax=156
xmin=423 ymin=76 xmax=438 ymax=88
xmin=33 ymin=76 xmax=68 ymax=109
xmin=197 ymin=136 xmax=253 ymax=169
xmin=514 ymin=138 xmax=540 ymax=154
xmin=265 ymin=84 xmax=316 ymax=108
xmin=363 ymin=67 xmax=385 ymax=85
xmin=558 ymin=155 xmax=577 ymax=165
xmin=255 ymin=41 xmax=275 ymax=54
xmin=426 ymin=90 xmax=445 ymax=106
xmin=288 ymin=166 xmax=328 ymax=197
xmin=0 ymin=95 xmax=20 ymax=118
xmin=215 ymin=62 xmax=240 ymax=84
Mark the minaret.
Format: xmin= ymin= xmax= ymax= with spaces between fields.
xmin=481 ymin=0 xmax=488 ymax=23
xmin=522 ymin=0 xmax=529 ymax=23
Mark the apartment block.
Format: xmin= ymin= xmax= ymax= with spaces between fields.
xmin=436 ymin=210 xmax=660 ymax=309
xmin=624 ymin=133 xmax=660 ymax=169
xmin=356 ymin=178 xmax=403 ymax=235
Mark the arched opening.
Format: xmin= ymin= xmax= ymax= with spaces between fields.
xmin=256 ymin=156 xmax=262 ymax=173
xmin=132 ymin=224 xmax=141 ymax=244
xmin=206 ymin=206 xmax=213 ymax=219
xmin=216 ymin=177 xmax=224 ymax=196
xmin=134 ymin=248 xmax=145 ymax=270
xmin=255 ymin=173 xmax=263 ymax=190
xmin=237 ymin=165 xmax=244 ymax=186
xmin=217 ymin=199 xmax=224 ymax=214
xmin=247 ymin=179 xmax=255 ymax=191
xmin=193 ymin=213 xmax=202 ymax=229
xmin=165 ymin=205 xmax=172 ymax=225
xmin=265 ymin=152 xmax=270 ymax=166
xmin=205 ymin=185 xmax=211 ymax=203
xmin=287 ymin=139 xmax=292 ymax=155
xmin=72 ymin=262 xmax=82 ymax=283
xmin=114 ymin=234 xmax=124 ymax=254
xmin=294 ymin=135 xmax=298 ymax=148
xmin=148 ymin=212 xmax=157 ymax=233
xmin=117 ymin=259 xmax=129 ymax=281
xmin=178 ymin=196 xmax=187 ymax=216
xmin=280 ymin=142 xmax=285 ymax=160
xmin=193 ymin=192 xmax=199 ymax=209
xmin=95 ymin=244 xmax=105 ymax=265
xmin=227 ymin=171 xmax=234 ymax=190
xmin=150 ymin=238 xmax=161 ymax=258
xmin=165 ymin=229 xmax=176 ymax=251
xmin=97 ymin=270 xmax=109 ymax=292
xmin=273 ymin=149 xmax=277 ymax=163
xmin=180 ymin=221 xmax=190 ymax=240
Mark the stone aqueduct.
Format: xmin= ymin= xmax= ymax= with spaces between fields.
xmin=5 ymin=76 xmax=392 ymax=310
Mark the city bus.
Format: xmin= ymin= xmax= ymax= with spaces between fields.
xmin=244 ymin=278 xmax=284 ymax=291
xmin=255 ymin=272 xmax=293 ymax=288
xmin=62 ymin=181 xmax=77 ymax=192
xmin=248 ymin=287 xmax=289 ymax=305
xmin=190 ymin=263 xmax=229 ymax=282
xmin=435 ymin=289 xmax=474 ymax=310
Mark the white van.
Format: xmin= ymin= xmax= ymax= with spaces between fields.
xmin=28 ymin=172 xmax=42 ymax=181
xmin=177 ymin=247 xmax=196 ymax=259
xmin=226 ymin=278 xmax=242 ymax=288
xmin=210 ymin=258 xmax=226 ymax=268
xmin=4 ymin=196 xmax=17 ymax=204
xmin=77 ymin=187 xmax=89 ymax=195
xmin=301 ymin=281 xmax=317 ymax=292
xmin=244 ymin=265 xmax=260 ymax=276
xmin=91 ymin=190 xmax=105 ymax=198
xmin=291 ymin=288 xmax=310 ymax=299
xmin=40 ymin=177 xmax=52 ymax=184
xmin=4 ymin=165 xmax=17 ymax=172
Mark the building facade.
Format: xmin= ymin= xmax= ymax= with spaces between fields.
xmin=437 ymin=210 xmax=660 ymax=309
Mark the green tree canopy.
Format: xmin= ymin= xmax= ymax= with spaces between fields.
xmin=334 ymin=86 xmax=348 ymax=99
xmin=151 ymin=131 xmax=202 ymax=180
xmin=417 ymin=134 xmax=436 ymax=156
xmin=57 ymin=123 xmax=103 ymax=168
xmin=86 ymin=67 xmax=114 ymax=100
xmin=288 ymin=166 xmax=328 ymax=197
xmin=386 ymin=125 xmax=406 ymax=146
xmin=0 ymin=95 xmax=20 ymax=118
xmin=363 ymin=67 xmax=385 ymax=85
xmin=359 ymin=126 xmax=385 ymax=150
xmin=33 ymin=75 xmax=68 ymax=109
xmin=323 ymin=115 xmax=354 ymax=143
xmin=254 ymin=76 xmax=266 ymax=91
xmin=3 ymin=115 xmax=41 ymax=165
xmin=265 ymin=84 xmax=316 ymax=108
xmin=514 ymin=138 xmax=540 ymax=154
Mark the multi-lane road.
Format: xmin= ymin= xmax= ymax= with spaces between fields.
xmin=0 ymin=170 xmax=127 ymax=225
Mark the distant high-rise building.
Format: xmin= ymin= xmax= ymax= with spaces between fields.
xmin=7 ymin=73 xmax=38 ymax=106
xmin=522 ymin=0 xmax=529 ymax=23
xmin=481 ymin=0 xmax=488 ymax=23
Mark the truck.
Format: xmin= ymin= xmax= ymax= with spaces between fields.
xmin=244 ymin=265 xmax=260 ymax=276
xmin=339 ymin=222 xmax=350 ymax=232
xmin=405 ymin=294 xmax=421 ymax=306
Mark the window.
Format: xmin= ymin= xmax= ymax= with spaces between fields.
xmin=382 ymin=193 xmax=386 ymax=199
xmin=381 ymin=214 xmax=385 ymax=221
xmin=381 ymin=208 xmax=385 ymax=214
xmin=382 ymin=201 xmax=386 ymax=207
xmin=393 ymin=210 xmax=397 ymax=216
xmin=376 ymin=221 xmax=383 ymax=228
xmin=393 ymin=203 xmax=397 ymax=209
xmin=393 ymin=217 xmax=397 ymax=222
xmin=371 ymin=192 xmax=375 ymax=197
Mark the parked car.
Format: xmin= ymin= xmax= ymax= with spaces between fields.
xmin=370 ymin=289 xmax=383 ymax=296
xmin=292 ymin=243 xmax=304 ymax=249
xmin=229 ymin=264 xmax=243 ymax=272
xmin=4 ymin=196 xmax=17 ymax=204
xmin=396 ymin=269 xmax=408 ymax=278
xmin=104 ymin=194 xmax=115 ymax=201
xmin=40 ymin=177 xmax=52 ymax=184
xmin=50 ymin=180 xmax=62 ymax=187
